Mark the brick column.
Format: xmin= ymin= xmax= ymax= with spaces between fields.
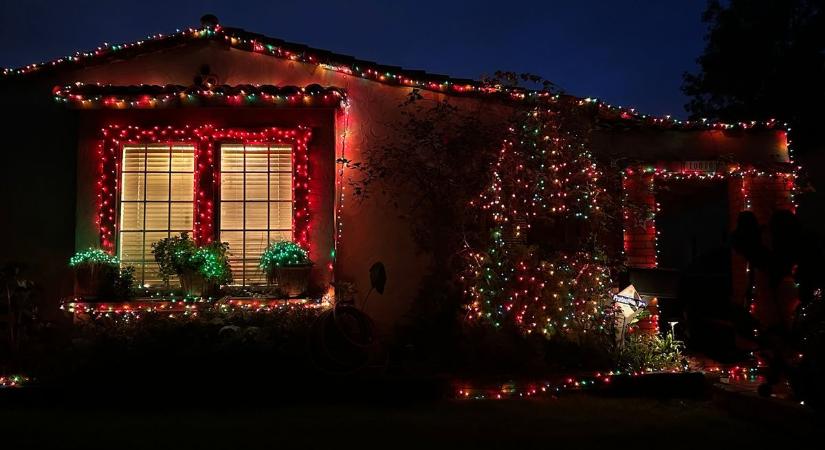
xmin=730 ymin=173 xmax=795 ymax=314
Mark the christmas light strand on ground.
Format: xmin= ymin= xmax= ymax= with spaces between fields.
xmin=54 ymin=83 xmax=346 ymax=109
xmin=97 ymin=125 xmax=312 ymax=251
xmin=3 ymin=21 xmax=789 ymax=132
xmin=61 ymin=297 xmax=329 ymax=322
xmin=0 ymin=375 xmax=29 ymax=388
xmin=454 ymin=366 xmax=758 ymax=400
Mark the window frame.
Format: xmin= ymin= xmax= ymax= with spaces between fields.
xmin=99 ymin=125 xmax=312 ymax=289
xmin=215 ymin=141 xmax=296 ymax=285
xmin=116 ymin=142 xmax=197 ymax=286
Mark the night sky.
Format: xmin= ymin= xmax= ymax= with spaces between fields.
xmin=1 ymin=0 xmax=708 ymax=118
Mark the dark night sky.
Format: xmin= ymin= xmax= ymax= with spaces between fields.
xmin=1 ymin=0 xmax=708 ymax=118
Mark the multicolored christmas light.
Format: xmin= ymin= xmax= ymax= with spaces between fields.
xmin=62 ymin=297 xmax=328 ymax=322
xmin=2 ymin=21 xmax=789 ymax=132
xmin=620 ymin=163 xmax=798 ymax=270
xmin=0 ymin=375 xmax=29 ymax=388
xmin=455 ymin=365 xmax=759 ymax=400
xmin=464 ymin=106 xmax=613 ymax=336
xmin=54 ymin=83 xmax=346 ymax=109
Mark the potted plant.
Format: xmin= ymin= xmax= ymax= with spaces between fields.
xmin=260 ymin=241 xmax=313 ymax=297
xmin=152 ymin=233 xmax=232 ymax=297
xmin=189 ymin=241 xmax=232 ymax=296
xmin=69 ymin=248 xmax=134 ymax=299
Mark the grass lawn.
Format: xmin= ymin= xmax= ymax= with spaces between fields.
xmin=0 ymin=394 xmax=816 ymax=448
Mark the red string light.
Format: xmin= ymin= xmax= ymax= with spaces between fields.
xmin=97 ymin=125 xmax=312 ymax=253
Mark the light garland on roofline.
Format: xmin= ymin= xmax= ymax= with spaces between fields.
xmin=53 ymin=83 xmax=346 ymax=109
xmin=2 ymin=23 xmax=789 ymax=132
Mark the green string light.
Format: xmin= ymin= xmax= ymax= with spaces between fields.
xmin=260 ymin=241 xmax=311 ymax=271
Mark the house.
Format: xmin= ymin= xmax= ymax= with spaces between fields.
xmin=0 ymin=16 xmax=794 ymax=331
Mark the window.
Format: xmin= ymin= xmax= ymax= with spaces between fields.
xmin=220 ymin=144 xmax=293 ymax=285
xmin=118 ymin=144 xmax=195 ymax=285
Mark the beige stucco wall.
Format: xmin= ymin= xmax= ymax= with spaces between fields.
xmin=0 ymin=38 xmax=788 ymax=328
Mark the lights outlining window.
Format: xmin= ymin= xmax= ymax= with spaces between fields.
xmin=220 ymin=143 xmax=293 ymax=285
xmin=118 ymin=144 xmax=194 ymax=285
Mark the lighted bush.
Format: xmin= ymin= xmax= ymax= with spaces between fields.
xmin=191 ymin=241 xmax=232 ymax=285
xmin=260 ymin=241 xmax=311 ymax=271
xmin=69 ymin=248 xmax=119 ymax=267
xmin=69 ymin=248 xmax=134 ymax=298
xmin=151 ymin=232 xmax=199 ymax=282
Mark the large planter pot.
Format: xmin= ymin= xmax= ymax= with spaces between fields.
xmin=179 ymin=270 xmax=216 ymax=298
xmin=74 ymin=264 xmax=117 ymax=299
xmin=267 ymin=265 xmax=312 ymax=297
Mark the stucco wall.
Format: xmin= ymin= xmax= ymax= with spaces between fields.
xmin=0 ymin=38 xmax=789 ymax=329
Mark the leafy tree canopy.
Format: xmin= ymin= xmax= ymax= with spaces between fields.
xmin=683 ymin=0 xmax=825 ymax=149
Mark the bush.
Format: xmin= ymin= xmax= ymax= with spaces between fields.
xmin=54 ymin=306 xmax=324 ymax=386
xmin=69 ymin=248 xmax=135 ymax=298
xmin=260 ymin=241 xmax=312 ymax=270
xmin=618 ymin=332 xmax=686 ymax=373
xmin=151 ymin=233 xmax=199 ymax=283
xmin=152 ymin=233 xmax=232 ymax=286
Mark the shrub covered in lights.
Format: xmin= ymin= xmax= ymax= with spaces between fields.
xmin=260 ymin=241 xmax=312 ymax=270
xmin=69 ymin=248 xmax=120 ymax=267
xmin=191 ymin=241 xmax=232 ymax=285
xmin=69 ymin=248 xmax=134 ymax=299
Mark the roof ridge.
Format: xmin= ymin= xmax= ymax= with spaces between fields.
xmin=3 ymin=23 xmax=786 ymax=132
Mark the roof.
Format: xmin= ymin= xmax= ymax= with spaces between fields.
xmin=3 ymin=19 xmax=786 ymax=132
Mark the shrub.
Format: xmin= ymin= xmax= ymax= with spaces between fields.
xmin=191 ymin=241 xmax=232 ymax=285
xmin=152 ymin=233 xmax=232 ymax=285
xmin=151 ymin=232 xmax=199 ymax=283
xmin=69 ymin=248 xmax=135 ymax=298
xmin=618 ymin=332 xmax=686 ymax=373
xmin=260 ymin=241 xmax=311 ymax=271
xmin=69 ymin=248 xmax=119 ymax=267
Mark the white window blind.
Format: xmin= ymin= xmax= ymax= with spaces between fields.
xmin=220 ymin=144 xmax=293 ymax=285
xmin=118 ymin=143 xmax=194 ymax=286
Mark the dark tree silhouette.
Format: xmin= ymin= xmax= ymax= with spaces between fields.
xmin=683 ymin=0 xmax=825 ymax=153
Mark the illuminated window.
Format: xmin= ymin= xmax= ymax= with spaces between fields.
xmin=118 ymin=144 xmax=194 ymax=285
xmin=220 ymin=144 xmax=293 ymax=285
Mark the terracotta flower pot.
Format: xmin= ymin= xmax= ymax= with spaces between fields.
xmin=74 ymin=264 xmax=117 ymax=299
xmin=179 ymin=270 xmax=216 ymax=298
xmin=267 ymin=265 xmax=312 ymax=297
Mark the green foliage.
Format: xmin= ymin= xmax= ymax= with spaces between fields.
xmin=69 ymin=248 xmax=135 ymax=298
xmin=618 ymin=332 xmax=686 ymax=373
xmin=191 ymin=241 xmax=232 ymax=284
xmin=260 ymin=241 xmax=311 ymax=270
xmin=151 ymin=232 xmax=199 ymax=282
xmin=114 ymin=266 xmax=135 ymax=298
xmin=683 ymin=0 xmax=824 ymax=142
xmin=152 ymin=233 xmax=232 ymax=285
xmin=69 ymin=248 xmax=119 ymax=267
